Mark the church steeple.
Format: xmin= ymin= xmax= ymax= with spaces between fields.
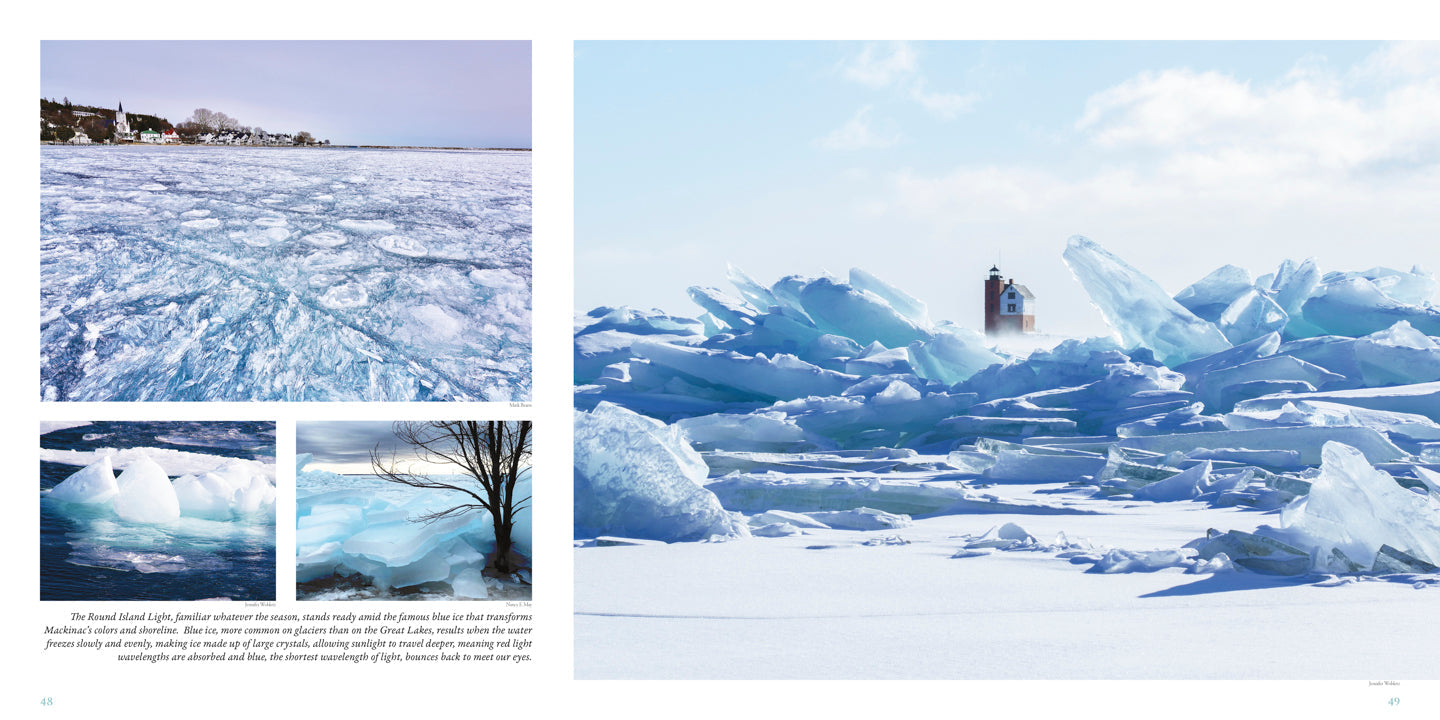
xmin=114 ymin=100 xmax=131 ymax=140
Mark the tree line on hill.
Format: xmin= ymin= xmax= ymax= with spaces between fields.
xmin=41 ymin=97 xmax=169 ymax=143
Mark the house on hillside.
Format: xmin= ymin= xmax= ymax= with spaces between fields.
xmin=139 ymin=129 xmax=162 ymax=143
xmin=162 ymin=129 xmax=179 ymax=143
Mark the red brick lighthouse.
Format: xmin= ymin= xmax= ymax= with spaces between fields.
xmin=984 ymin=265 xmax=1036 ymax=336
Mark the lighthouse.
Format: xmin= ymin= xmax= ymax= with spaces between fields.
xmin=983 ymin=266 xmax=1036 ymax=336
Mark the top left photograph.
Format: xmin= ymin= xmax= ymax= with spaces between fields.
xmin=40 ymin=40 xmax=532 ymax=402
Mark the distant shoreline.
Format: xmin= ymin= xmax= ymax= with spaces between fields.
xmin=40 ymin=142 xmax=531 ymax=152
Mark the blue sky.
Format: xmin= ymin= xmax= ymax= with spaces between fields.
xmin=41 ymin=41 xmax=531 ymax=148
xmin=576 ymin=41 xmax=1440 ymax=337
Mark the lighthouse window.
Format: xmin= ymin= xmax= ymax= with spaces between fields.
xmin=1007 ymin=291 xmax=1016 ymax=299
xmin=1007 ymin=303 xmax=1016 ymax=312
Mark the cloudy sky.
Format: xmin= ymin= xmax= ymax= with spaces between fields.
xmin=41 ymin=41 xmax=531 ymax=148
xmin=298 ymin=421 xmax=452 ymax=475
xmin=575 ymin=41 xmax=1440 ymax=337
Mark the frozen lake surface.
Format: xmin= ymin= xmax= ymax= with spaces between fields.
xmin=574 ymin=241 xmax=1440 ymax=681
xmin=41 ymin=146 xmax=531 ymax=401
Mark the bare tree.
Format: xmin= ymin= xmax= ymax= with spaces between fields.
xmin=186 ymin=108 xmax=243 ymax=135
xmin=371 ymin=421 xmax=532 ymax=576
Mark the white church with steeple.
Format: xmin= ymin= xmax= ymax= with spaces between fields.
xmin=113 ymin=101 xmax=132 ymax=140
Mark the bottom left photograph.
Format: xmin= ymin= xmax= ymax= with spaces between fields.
xmin=39 ymin=420 xmax=277 ymax=601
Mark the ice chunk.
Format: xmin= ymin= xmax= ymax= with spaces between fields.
xmin=749 ymin=510 xmax=831 ymax=529
xmin=797 ymin=277 xmax=931 ymax=349
xmin=1116 ymin=402 xmax=1226 ymax=437
xmin=1216 ymin=289 xmax=1289 ymax=345
xmin=633 ymin=341 xmax=856 ymax=401
xmin=1087 ymin=548 xmax=1191 ymax=573
xmin=726 ymin=264 xmax=783 ymax=315
xmin=964 ymin=522 xmax=1036 ymax=549
xmin=342 ymin=512 xmax=474 ymax=567
xmin=1233 ymin=381 xmax=1440 ymax=423
xmin=1173 ymin=332 xmax=1281 ymax=387
xmin=802 ymin=507 xmax=911 ymax=531
xmin=1270 ymin=258 xmax=1321 ymax=315
xmin=1131 ymin=460 xmax=1216 ymax=502
xmin=451 ymin=567 xmax=490 ymax=599
xmin=319 ymin=282 xmax=369 ymax=309
xmin=112 ymin=455 xmax=181 ymax=524
xmin=1349 ymin=265 xmax=1438 ymax=307
xmin=687 ymin=286 xmax=758 ymax=332
xmin=849 ymin=268 xmax=931 ymax=329
xmin=675 ymin=411 xmax=817 ymax=452
xmin=1118 ymin=425 xmax=1404 ymax=465
xmin=707 ymin=474 xmax=975 ymax=516
xmin=575 ymin=330 xmax=703 ymax=385
xmin=1174 ymin=264 xmax=1253 ymax=322
xmin=1224 ymin=400 xmax=1440 ymax=447
xmin=233 ymin=473 xmax=276 ymax=516
xmin=1275 ymin=441 xmax=1440 ymax=571
xmin=1352 ymin=321 xmax=1440 ymax=387
xmin=984 ymin=448 xmax=1107 ymax=483
xmin=907 ymin=327 xmax=1002 ymax=385
xmin=844 ymin=343 xmax=913 ymax=377
xmin=938 ymin=415 xmax=1078 ymax=438
xmin=1195 ymin=354 xmax=1346 ymax=412
xmin=1302 ymin=276 xmax=1440 ymax=337
xmin=752 ymin=523 xmax=804 ymax=537
xmin=1063 ymin=235 xmax=1231 ymax=365
xmin=1192 ymin=529 xmax=1312 ymax=575
xmin=173 ymin=472 xmax=235 ymax=520
xmin=296 ymin=541 xmax=344 ymax=583
xmin=48 ymin=456 xmax=119 ymax=504
xmin=574 ymin=402 xmax=748 ymax=542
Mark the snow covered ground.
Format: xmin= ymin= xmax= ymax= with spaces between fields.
xmin=574 ymin=237 xmax=1440 ymax=680
xmin=576 ymin=482 xmax=1438 ymax=679
xmin=41 ymin=146 xmax=531 ymax=401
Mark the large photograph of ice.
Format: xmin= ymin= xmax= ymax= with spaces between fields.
xmin=296 ymin=420 xmax=532 ymax=601
xmin=573 ymin=41 xmax=1440 ymax=679
xmin=40 ymin=41 xmax=531 ymax=401
xmin=40 ymin=421 xmax=277 ymax=601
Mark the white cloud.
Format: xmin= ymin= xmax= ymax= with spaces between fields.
xmin=815 ymin=105 xmax=900 ymax=150
xmin=909 ymin=80 xmax=980 ymax=120
xmin=868 ymin=43 xmax=1440 ymax=334
xmin=1074 ymin=46 xmax=1440 ymax=182
xmin=841 ymin=42 xmax=917 ymax=88
xmin=1354 ymin=40 xmax=1440 ymax=80
xmin=839 ymin=41 xmax=979 ymax=120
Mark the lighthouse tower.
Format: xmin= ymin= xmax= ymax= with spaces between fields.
xmin=983 ymin=265 xmax=1004 ymax=335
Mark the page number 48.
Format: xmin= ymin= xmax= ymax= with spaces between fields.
xmin=41 ymin=697 xmax=54 ymax=707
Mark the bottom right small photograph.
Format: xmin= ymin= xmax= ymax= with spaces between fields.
xmin=296 ymin=420 xmax=532 ymax=601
